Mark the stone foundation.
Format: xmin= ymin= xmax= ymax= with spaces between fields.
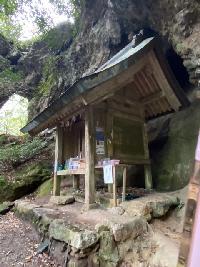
xmin=15 ymin=193 xmax=181 ymax=267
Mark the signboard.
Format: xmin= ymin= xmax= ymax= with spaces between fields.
xmin=96 ymin=127 xmax=105 ymax=155
xmin=103 ymin=164 xmax=113 ymax=184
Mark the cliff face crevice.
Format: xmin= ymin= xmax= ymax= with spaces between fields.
xmin=0 ymin=0 xmax=199 ymax=118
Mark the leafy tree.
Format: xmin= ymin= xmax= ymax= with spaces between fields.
xmin=0 ymin=0 xmax=84 ymax=42
xmin=0 ymin=94 xmax=28 ymax=136
xmin=0 ymin=0 xmax=21 ymax=41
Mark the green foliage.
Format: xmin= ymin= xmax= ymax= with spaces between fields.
xmin=0 ymin=0 xmax=84 ymax=42
xmin=15 ymin=161 xmax=51 ymax=182
xmin=38 ymin=73 xmax=56 ymax=96
xmin=0 ymin=0 xmax=21 ymax=42
xmin=0 ymin=18 xmax=21 ymax=42
xmin=0 ymin=0 xmax=17 ymax=16
xmin=50 ymin=0 xmax=84 ymax=22
xmin=0 ymin=67 xmax=23 ymax=83
xmin=0 ymin=137 xmax=48 ymax=168
xmin=37 ymin=55 xmax=60 ymax=97
xmin=0 ymin=56 xmax=9 ymax=70
xmin=70 ymin=0 xmax=84 ymax=36
xmin=0 ymin=175 xmax=6 ymax=187
xmin=0 ymin=94 xmax=28 ymax=136
xmin=42 ymin=22 xmax=73 ymax=51
xmin=0 ymin=134 xmax=7 ymax=145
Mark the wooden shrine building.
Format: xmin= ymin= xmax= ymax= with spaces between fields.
xmin=21 ymin=37 xmax=189 ymax=209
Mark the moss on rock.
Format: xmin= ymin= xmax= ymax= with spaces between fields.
xmin=0 ymin=67 xmax=23 ymax=85
xmin=151 ymin=101 xmax=200 ymax=191
xmin=42 ymin=22 xmax=73 ymax=52
xmin=36 ymin=179 xmax=53 ymax=197
xmin=0 ymin=161 xmax=52 ymax=202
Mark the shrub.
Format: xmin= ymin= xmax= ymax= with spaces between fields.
xmin=0 ymin=137 xmax=48 ymax=170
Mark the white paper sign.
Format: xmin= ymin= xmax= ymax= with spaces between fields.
xmin=103 ymin=164 xmax=113 ymax=184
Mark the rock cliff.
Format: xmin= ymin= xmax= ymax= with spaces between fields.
xmin=0 ymin=0 xmax=200 ymax=118
xmin=0 ymin=0 xmax=200 ymax=192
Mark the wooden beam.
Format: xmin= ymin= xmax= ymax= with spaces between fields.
xmin=110 ymin=109 xmax=143 ymax=123
xmin=141 ymin=91 xmax=164 ymax=105
xmin=135 ymin=73 xmax=149 ymax=96
xmin=57 ymin=169 xmax=85 ymax=175
xmin=53 ymin=126 xmax=63 ymax=196
xmin=147 ymin=51 xmax=181 ymax=111
xmin=84 ymin=56 xmax=148 ymax=106
xmin=85 ymin=106 xmax=95 ymax=208
xmin=109 ymin=101 xmax=142 ymax=120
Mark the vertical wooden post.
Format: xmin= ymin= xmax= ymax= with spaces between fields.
xmin=53 ymin=126 xmax=63 ymax=196
xmin=113 ymin=165 xmax=117 ymax=207
xmin=122 ymin=167 xmax=127 ymax=202
xmin=143 ymin=123 xmax=153 ymax=190
xmin=144 ymin=164 xmax=153 ymax=190
xmin=106 ymin=109 xmax=113 ymax=194
xmin=73 ymin=175 xmax=80 ymax=190
xmin=85 ymin=106 xmax=95 ymax=209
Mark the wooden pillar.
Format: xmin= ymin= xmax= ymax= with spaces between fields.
xmin=53 ymin=126 xmax=63 ymax=196
xmin=106 ymin=109 xmax=113 ymax=194
xmin=85 ymin=106 xmax=95 ymax=208
xmin=108 ymin=184 xmax=113 ymax=193
xmin=144 ymin=164 xmax=153 ymax=190
xmin=113 ymin=165 xmax=117 ymax=207
xmin=143 ymin=123 xmax=153 ymax=190
xmin=73 ymin=175 xmax=80 ymax=190
xmin=122 ymin=167 xmax=127 ymax=202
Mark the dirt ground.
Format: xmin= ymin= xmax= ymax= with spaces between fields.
xmin=0 ymin=212 xmax=57 ymax=267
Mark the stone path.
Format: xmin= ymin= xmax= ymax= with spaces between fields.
xmin=0 ymin=212 xmax=57 ymax=267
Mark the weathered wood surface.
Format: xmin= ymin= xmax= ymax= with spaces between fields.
xmin=57 ymin=169 xmax=85 ymax=175
xmin=122 ymin=167 xmax=127 ymax=202
xmin=144 ymin=165 xmax=153 ymax=190
xmin=147 ymin=51 xmax=181 ymax=111
xmin=73 ymin=175 xmax=80 ymax=190
xmin=143 ymin=123 xmax=153 ymax=189
xmin=113 ymin=165 xmax=117 ymax=207
xmin=53 ymin=126 xmax=63 ymax=196
xmin=85 ymin=106 xmax=96 ymax=208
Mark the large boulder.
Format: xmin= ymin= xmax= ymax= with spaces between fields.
xmin=0 ymin=161 xmax=51 ymax=202
xmin=149 ymin=100 xmax=200 ymax=191
xmin=49 ymin=195 xmax=75 ymax=205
